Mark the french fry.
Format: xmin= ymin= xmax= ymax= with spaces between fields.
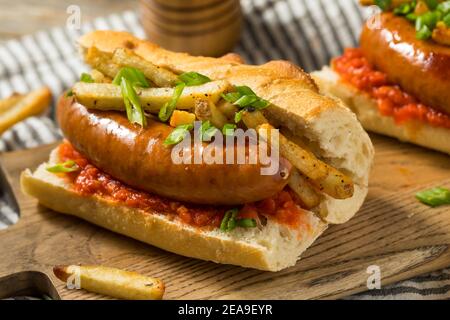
xmin=216 ymin=100 xmax=238 ymax=120
xmin=72 ymin=80 xmax=231 ymax=113
xmin=0 ymin=93 xmax=22 ymax=114
xmin=169 ymin=110 xmax=196 ymax=127
xmin=242 ymin=111 xmax=354 ymax=199
xmin=194 ymin=100 xmax=228 ymax=128
xmin=53 ymin=265 xmax=165 ymax=300
xmin=84 ymin=46 xmax=120 ymax=79
xmin=288 ymin=169 xmax=321 ymax=209
xmin=112 ymin=48 xmax=178 ymax=87
xmin=0 ymin=87 xmax=51 ymax=135
xmin=90 ymin=69 xmax=110 ymax=83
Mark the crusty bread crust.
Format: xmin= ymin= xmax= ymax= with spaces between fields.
xmin=312 ymin=67 xmax=450 ymax=155
xmin=20 ymin=146 xmax=327 ymax=272
xmin=78 ymin=31 xmax=374 ymax=224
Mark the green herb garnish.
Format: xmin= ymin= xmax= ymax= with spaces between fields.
xmin=199 ymin=121 xmax=218 ymax=142
xmin=113 ymin=67 xmax=149 ymax=88
xmin=113 ymin=67 xmax=150 ymax=127
xmin=159 ymin=83 xmax=186 ymax=122
xmin=65 ymin=89 xmax=74 ymax=97
xmin=222 ymin=86 xmax=269 ymax=123
xmin=222 ymin=123 xmax=237 ymax=136
xmin=236 ymin=218 xmax=257 ymax=228
xmin=416 ymin=187 xmax=450 ymax=207
xmin=163 ymin=123 xmax=193 ymax=145
xmin=80 ymin=72 xmax=94 ymax=83
xmin=375 ymin=0 xmax=392 ymax=11
xmin=220 ymin=209 xmax=257 ymax=232
xmin=178 ymin=72 xmax=211 ymax=86
xmin=46 ymin=160 xmax=79 ymax=173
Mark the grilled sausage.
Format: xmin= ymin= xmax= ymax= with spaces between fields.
xmin=360 ymin=13 xmax=450 ymax=114
xmin=57 ymin=96 xmax=292 ymax=205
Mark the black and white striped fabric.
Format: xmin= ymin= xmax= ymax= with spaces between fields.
xmin=0 ymin=0 xmax=448 ymax=300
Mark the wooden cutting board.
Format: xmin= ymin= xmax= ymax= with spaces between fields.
xmin=0 ymin=134 xmax=449 ymax=300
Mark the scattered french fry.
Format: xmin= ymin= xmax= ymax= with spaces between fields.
xmin=72 ymin=80 xmax=231 ymax=113
xmin=243 ymin=111 xmax=354 ymax=199
xmin=53 ymin=265 xmax=165 ymax=300
xmin=0 ymin=87 xmax=51 ymax=135
xmin=112 ymin=48 xmax=178 ymax=87
xmin=169 ymin=110 xmax=196 ymax=127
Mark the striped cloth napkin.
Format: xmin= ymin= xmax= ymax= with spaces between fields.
xmin=0 ymin=0 xmax=448 ymax=299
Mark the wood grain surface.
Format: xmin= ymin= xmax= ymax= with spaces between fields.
xmin=0 ymin=135 xmax=449 ymax=300
xmin=0 ymin=0 xmax=137 ymax=42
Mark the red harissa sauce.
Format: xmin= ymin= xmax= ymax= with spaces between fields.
xmin=58 ymin=142 xmax=310 ymax=231
xmin=333 ymin=48 xmax=450 ymax=129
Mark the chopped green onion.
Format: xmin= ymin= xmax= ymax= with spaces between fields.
xmin=227 ymin=209 xmax=239 ymax=231
xmin=437 ymin=1 xmax=450 ymax=14
xmin=234 ymin=95 xmax=259 ymax=108
xmin=80 ymin=72 xmax=94 ymax=83
xmin=406 ymin=13 xmax=418 ymax=22
xmin=158 ymin=83 xmax=186 ymax=122
xmin=416 ymin=187 xmax=450 ymax=207
xmin=222 ymin=123 xmax=237 ymax=136
xmin=444 ymin=13 xmax=450 ymax=26
xmin=163 ymin=123 xmax=193 ymax=146
xmin=46 ymin=160 xmax=79 ymax=173
xmin=199 ymin=121 xmax=218 ymax=141
xmin=236 ymin=218 xmax=257 ymax=228
xmin=113 ymin=67 xmax=149 ymax=88
xmin=416 ymin=11 xmax=440 ymax=31
xmin=178 ymin=72 xmax=211 ymax=86
xmin=120 ymin=77 xmax=147 ymax=127
xmin=394 ymin=3 xmax=412 ymax=15
xmin=424 ymin=0 xmax=439 ymax=10
xmin=234 ymin=109 xmax=245 ymax=123
xmin=416 ymin=25 xmax=432 ymax=39
xmin=66 ymin=89 xmax=74 ymax=97
xmin=236 ymin=85 xmax=257 ymax=96
xmin=221 ymin=92 xmax=241 ymax=103
xmin=220 ymin=208 xmax=239 ymax=232
xmin=113 ymin=67 xmax=150 ymax=127
xmin=375 ymin=0 xmax=392 ymax=11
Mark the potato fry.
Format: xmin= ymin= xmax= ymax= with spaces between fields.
xmin=0 ymin=93 xmax=22 ymax=114
xmin=72 ymin=80 xmax=231 ymax=113
xmin=216 ymin=100 xmax=238 ymax=120
xmin=112 ymin=48 xmax=178 ymax=87
xmin=85 ymin=46 xmax=120 ymax=79
xmin=288 ymin=169 xmax=321 ymax=209
xmin=0 ymin=87 xmax=51 ymax=135
xmin=242 ymin=111 xmax=354 ymax=199
xmin=194 ymin=100 xmax=228 ymax=128
xmin=90 ymin=69 xmax=110 ymax=83
xmin=53 ymin=265 xmax=164 ymax=300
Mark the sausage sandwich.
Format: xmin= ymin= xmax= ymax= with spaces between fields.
xmin=313 ymin=0 xmax=450 ymax=154
xmin=21 ymin=31 xmax=373 ymax=271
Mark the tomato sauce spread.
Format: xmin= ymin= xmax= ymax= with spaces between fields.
xmin=333 ymin=48 xmax=450 ymax=129
xmin=58 ymin=142 xmax=310 ymax=231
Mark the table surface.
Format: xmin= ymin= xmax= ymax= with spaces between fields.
xmin=0 ymin=0 xmax=137 ymax=42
